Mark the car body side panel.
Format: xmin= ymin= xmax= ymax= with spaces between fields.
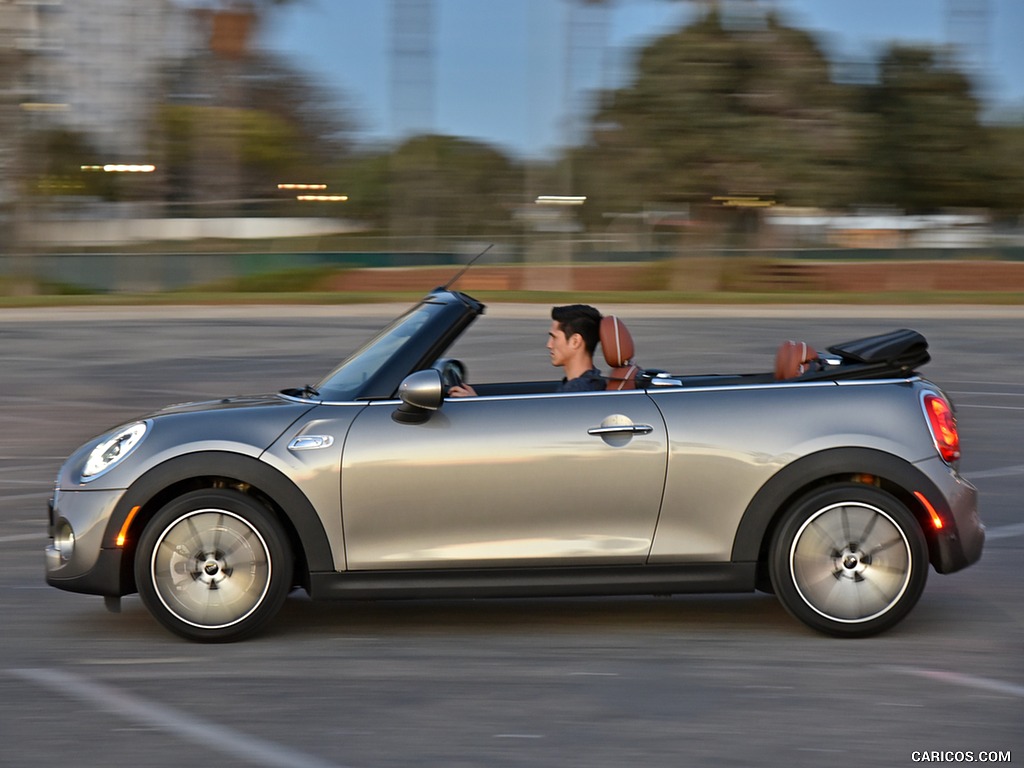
xmin=648 ymin=380 xmax=937 ymax=562
xmin=341 ymin=391 xmax=669 ymax=569
xmin=260 ymin=404 xmax=367 ymax=572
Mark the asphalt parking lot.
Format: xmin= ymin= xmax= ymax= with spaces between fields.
xmin=1 ymin=303 xmax=1021 ymax=767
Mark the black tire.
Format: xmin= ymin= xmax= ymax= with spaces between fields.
xmin=135 ymin=489 xmax=293 ymax=642
xmin=769 ymin=484 xmax=928 ymax=638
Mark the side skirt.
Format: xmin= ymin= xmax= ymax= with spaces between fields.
xmin=308 ymin=562 xmax=757 ymax=601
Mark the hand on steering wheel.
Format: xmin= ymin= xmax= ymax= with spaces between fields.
xmin=448 ymin=383 xmax=477 ymax=397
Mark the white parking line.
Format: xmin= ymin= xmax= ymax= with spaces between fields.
xmin=966 ymin=464 xmax=1024 ymax=480
xmin=8 ymin=668 xmax=347 ymax=768
xmin=887 ymin=666 xmax=1024 ymax=698
xmin=984 ymin=523 xmax=1024 ymax=541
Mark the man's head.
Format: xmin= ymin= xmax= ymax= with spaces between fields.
xmin=548 ymin=305 xmax=602 ymax=371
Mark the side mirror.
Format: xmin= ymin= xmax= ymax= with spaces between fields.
xmin=393 ymin=369 xmax=444 ymax=424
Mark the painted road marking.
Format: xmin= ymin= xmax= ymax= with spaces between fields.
xmin=966 ymin=464 xmax=1024 ymax=480
xmin=887 ymin=666 xmax=1024 ymax=698
xmin=8 ymin=667 xmax=346 ymax=768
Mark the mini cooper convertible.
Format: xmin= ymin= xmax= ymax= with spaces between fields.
xmin=45 ymin=289 xmax=983 ymax=641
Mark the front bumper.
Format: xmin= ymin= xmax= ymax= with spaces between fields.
xmin=45 ymin=488 xmax=130 ymax=597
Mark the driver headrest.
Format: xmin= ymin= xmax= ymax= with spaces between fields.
xmin=600 ymin=315 xmax=635 ymax=367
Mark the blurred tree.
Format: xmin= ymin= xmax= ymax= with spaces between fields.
xmin=578 ymin=9 xmax=867 ymax=227
xmin=25 ymin=128 xmax=118 ymax=200
xmin=156 ymin=52 xmax=355 ymax=210
xmin=987 ymin=123 xmax=1024 ymax=215
xmin=860 ymin=45 xmax=998 ymax=212
xmin=384 ymin=134 xmax=523 ymax=240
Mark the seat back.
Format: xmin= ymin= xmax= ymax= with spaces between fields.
xmin=600 ymin=315 xmax=640 ymax=390
xmin=774 ymin=340 xmax=818 ymax=380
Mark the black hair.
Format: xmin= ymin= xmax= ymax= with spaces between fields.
xmin=551 ymin=304 xmax=603 ymax=355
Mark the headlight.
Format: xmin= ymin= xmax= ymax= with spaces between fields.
xmin=81 ymin=421 xmax=149 ymax=482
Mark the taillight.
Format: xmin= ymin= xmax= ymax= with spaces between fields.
xmin=923 ymin=393 xmax=960 ymax=464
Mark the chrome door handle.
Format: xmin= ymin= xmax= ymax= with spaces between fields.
xmin=588 ymin=424 xmax=654 ymax=436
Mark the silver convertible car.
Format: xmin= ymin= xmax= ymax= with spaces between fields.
xmin=45 ymin=289 xmax=983 ymax=641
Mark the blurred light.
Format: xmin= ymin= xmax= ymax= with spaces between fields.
xmin=82 ymin=164 xmax=156 ymax=173
xmin=19 ymin=102 xmax=69 ymax=112
xmin=104 ymin=164 xmax=156 ymax=173
xmin=713 ymin=195 xmax=776 ymax=208
xmin=536 ymin=195 xmax=587 ymax=205
xmin=278 ymin=183 xmax=328 ymax=190
xmin=296 ymin=195 xmax=348 ymax=202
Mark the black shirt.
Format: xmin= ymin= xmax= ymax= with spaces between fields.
xmin=558 ymin=367 xmax=605 ymax=392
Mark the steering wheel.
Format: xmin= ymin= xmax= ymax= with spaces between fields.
xmin=436 ymin=359 xmax=466 ymax=391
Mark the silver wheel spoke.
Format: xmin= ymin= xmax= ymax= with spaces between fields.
xmin=791 ymin=501 xmax=912 ymax=623
xmin=151 ymin=509 xmax=272 ymax=630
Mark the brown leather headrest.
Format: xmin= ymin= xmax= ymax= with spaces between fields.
xmin=774 ymin=340 xmax=818 ymax=380
xmin=601 ymin=315 xmax=635 ymax=367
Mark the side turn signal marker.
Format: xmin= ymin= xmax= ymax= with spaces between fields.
xmin=116 ymin=506 xmax=141 ymax=547
xmin=913 ymin=491 xmax=944 ymax=530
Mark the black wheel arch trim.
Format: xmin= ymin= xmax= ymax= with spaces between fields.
xmin=101 ymin=451 xmax=334 ymax=594
xmin=731 ymin=447 xmax=958 ymax=570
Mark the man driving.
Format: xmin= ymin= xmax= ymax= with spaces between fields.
xmin=448 ymin=304 xmax=605 ymax=396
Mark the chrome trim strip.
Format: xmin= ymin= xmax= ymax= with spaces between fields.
xmin=647 ymin=380 xmax=839 ymax=395
xmin=649 ymin=376 xmax=920 ymax=396
xmin=367 ymin=388 xmax=651 ymax=405
xmin=588 ymin=424 xmax=655 ymax=436
xmin=836 ymin=376 xmax=920 ymax=387
xmin=317 ymin=376 xmax=922 ymax=405
xmin=278 ymin=392 xmax=321 ymax=405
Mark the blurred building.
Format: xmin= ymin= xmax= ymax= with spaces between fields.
xmin=5 ymin=0 xmax=199 ymax=160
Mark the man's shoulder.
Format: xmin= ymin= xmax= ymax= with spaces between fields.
xmin=559 ymin=367 xmax=605 ymax=392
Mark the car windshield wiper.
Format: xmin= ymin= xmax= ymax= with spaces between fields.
xmin=300 ymin=384 xmax=320 ymax=399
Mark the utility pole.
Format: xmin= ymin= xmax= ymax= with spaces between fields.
xmin=946 ymin=0 xmax=990 ymax=96
xmin=389 ymin=0 xmax=437 ymax=251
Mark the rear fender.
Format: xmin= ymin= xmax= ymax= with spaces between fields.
xmin=732 ymin=447 xmax=952 ymax=571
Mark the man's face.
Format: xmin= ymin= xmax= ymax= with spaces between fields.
xmin=546 ymin=320 xmax=574 ymax=368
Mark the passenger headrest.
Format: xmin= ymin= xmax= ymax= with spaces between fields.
xmin=600 ymin=315 xmax=635 ymax=367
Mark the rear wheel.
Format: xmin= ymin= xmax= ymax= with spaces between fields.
xmin=769 ymin=484 xmax=928 ymax=637
xmin=135 ymin=489 xmax=293 ymax=642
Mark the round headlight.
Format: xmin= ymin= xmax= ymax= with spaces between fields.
xmin=81 ymin=421 xmax=149 ymax=482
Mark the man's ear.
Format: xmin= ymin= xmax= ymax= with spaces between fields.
xmin=568 ymin=332 xmax=584 ymax=350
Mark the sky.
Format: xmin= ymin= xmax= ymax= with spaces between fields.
xmin=263 ymin=0 xmax=1024 ymax=158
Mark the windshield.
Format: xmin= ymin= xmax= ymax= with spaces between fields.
xmin=314 ymin=303 xmax=436 ymax=401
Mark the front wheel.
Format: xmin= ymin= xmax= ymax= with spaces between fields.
xmin=135 ymin=489 xmax=293 ymax=642
xmin=769 ymin=484 xmax=928 ymax=638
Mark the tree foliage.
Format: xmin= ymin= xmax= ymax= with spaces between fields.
xmin=155 ymin=52 xmax=355 ymax=207
xmin=348 ymin=135 xmax=523 ymax=237
xmin=576 ymin=10 xmax=1022 ymax=219
xmin=860 ymin=45 xmax=1000 ymax=211
xmin=580 ymin=10 xmax=866 ymax=215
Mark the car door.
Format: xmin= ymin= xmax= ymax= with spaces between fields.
xmin=341 ymin=389 xmax=668 ymax=569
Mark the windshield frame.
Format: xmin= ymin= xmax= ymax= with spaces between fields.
xmin=313 ymin=290 xmax=484 ymax=402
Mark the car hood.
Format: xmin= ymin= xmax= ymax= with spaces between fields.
xmin=58 ymin=394 xmax=317 ymax=490
xmin=152 ymin=393 xmax=298 ymax=416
